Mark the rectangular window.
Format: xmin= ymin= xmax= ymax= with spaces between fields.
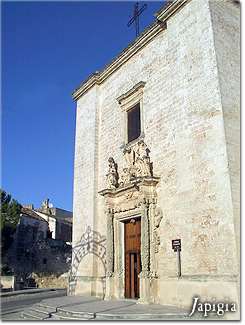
xmin=127 ymin=103 xmax=141 ymax=143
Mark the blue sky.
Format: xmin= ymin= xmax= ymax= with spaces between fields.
xmin=2 ymin=1 xmax=162 ymax=211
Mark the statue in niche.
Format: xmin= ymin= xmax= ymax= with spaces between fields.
xmin=123 ymin=147 xmax=135 ymax=168
xmin=119 ymin=148 xmax=136 ymax=186
xmin=134 ymin=140 xmax=153 ymax=177
xmin=119 ymin=167 xmax=131 ymax=187
xmin=106 ymin=157 xmax=119 ymax=189
xmin=119 ymin=140 xmax=153 ymax=187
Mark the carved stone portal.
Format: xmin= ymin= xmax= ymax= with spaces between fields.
xmin=99 ymin=140 xmax=162 ymax=304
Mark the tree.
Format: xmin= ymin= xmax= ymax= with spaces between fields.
xmin=1 ymin=189 xmax=22 ymax=274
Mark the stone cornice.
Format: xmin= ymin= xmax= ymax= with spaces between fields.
xmin=72 ymin=0 xmax=189 ymax=102
xmin=72 ymin=22 xmax=163 ymax=101
xmin=98 ymin=176 xmax=160 ymax=198
xmin=116 ymin=81 xmax=146 ymax=106
xmin=154 ymin=0 xmax=190 ymax=22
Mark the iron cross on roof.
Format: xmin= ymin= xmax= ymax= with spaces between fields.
xmin=127 ymin=2 xmax=147 ymax=37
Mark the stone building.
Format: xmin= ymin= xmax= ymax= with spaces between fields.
xmin=8 ymin=207 xmax=49 ymax=278
xmin=7 ymin=204 xmax=72 ymax=286
xmin=35 ymin=199 xmax=73 ymax=243
xmin=70 ymin=0 xmax=240 ymax=312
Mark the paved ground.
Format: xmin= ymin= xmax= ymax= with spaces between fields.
xmin=1 ymin=292 xmax=239 ymax=320
xmin=21 ymin=296 xmax=190 ymax=320
xmin=46 ymin=296 xmax=188 ymax=316
xmin=1 ymin=289 xmax=66 ymax=321
xmin=1 ymin=297 xmax=49 ymax=320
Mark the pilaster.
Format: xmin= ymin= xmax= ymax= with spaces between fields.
xmin=138 ymin=198 xmax=151 ymax=304
xmin=105 ymin=208 xmax=115 ymax=299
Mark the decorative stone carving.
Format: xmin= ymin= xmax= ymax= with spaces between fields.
xmin=114 ymin=191 xmax=140 ymax=213
xmin=140 ymin=199 xmax=150 ymax=278
xmin=148 ymin=199 xmax=157 ymax=279
xmin=119 ymin=168 xmax=131 ymax=187
xmin=106 ymin=157 xmax=119 ymax=189
xmin=99 ymin=143 xmax=160 ymax=302
xmin=119 ymin=140 xmax=153 ymax=186
xmin=135 ymin=140 xmax=152 ymax=177
xmin=154 ymin=207 xmax=163 ymax=253
xmin=42 ymin=198 xmax=50 ymax=209
xmin=118 ymin=267 xmax=124 ymax=279
xmin=123 ymin=147 xmax=135 ymax=167
xmin=106 ymin=208 xmax=114 ymax=277
xmin=41 ymin=198 xmax=52 ymax=214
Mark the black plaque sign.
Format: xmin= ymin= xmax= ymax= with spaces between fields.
xmin=172 ymin=239 xmax=182 ymax=277
xmin=172 ymin=239 xmax=181 ymax=252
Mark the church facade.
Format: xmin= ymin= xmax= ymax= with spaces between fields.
xmin=70 ymin=0 xmax=240 ymax=312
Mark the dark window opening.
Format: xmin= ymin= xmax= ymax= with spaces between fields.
xmin=43 ymin=258 xmax=47 ymax=265
xmin=127 ymin=103 xmax=141 ymax=143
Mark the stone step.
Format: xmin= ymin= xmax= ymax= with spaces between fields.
xmin=22 ymin=313 xmax=40 ymax=320
xmin=45 ymin=314 xmax=61 ymax=321
xmin=56 ymin=307 xmax=95 ymax=320
xmin=51 ymin=312 xmax=94 ymax=321
xmin=22 ymin=308 xmax=49 ymax=320
xmin=21 ymin=296 xmax=222 ymax=321
xmin=45 ymin=299 xmax=192 ymax=321
xmin=22 ymin=305 xmax=219 ymax=321
xmin=95 ymin=313 xmax=188 ymax=320
xmin=32 ymin=302 xmax=57 ymax=314
xmin=49 ymin=307 xmax=189 ymax=321
xmin=21 ymin=302 xmax=59 ymax=320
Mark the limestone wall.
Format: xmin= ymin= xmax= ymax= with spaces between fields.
xmin=73 ymin=85 xmax=101 ymax=281
xmin=209 ymin=0 xmax=240 ymax=262
xmin=73 ymin=86 xmax=99 ymax=241
xmin=72 ymin=0 xmax=240 ymax=307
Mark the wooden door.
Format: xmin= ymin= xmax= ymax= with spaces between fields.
xmin=124 ymin=218 xmax=141 ymax=299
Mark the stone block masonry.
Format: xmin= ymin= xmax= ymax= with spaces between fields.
xmin=71 ymin=0 xmax=240 ymax=316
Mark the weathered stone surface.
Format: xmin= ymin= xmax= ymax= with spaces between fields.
xmin=72 ymin=0 xmax=240 ymax=311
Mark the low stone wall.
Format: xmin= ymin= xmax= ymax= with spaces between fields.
xmin=32 ymin=274 xmax=69 ymax=289
xmin=0 ymin=276 xmax=16 ymax=291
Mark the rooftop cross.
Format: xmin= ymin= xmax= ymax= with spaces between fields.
xmin=127 ymin=2 xmax=147 ymax=37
